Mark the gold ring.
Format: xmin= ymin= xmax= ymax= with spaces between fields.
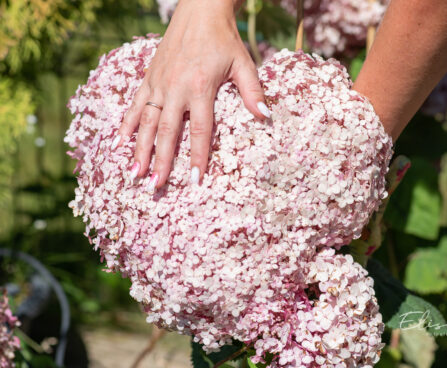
xmin=145 ymin=101 xmax=163 ymax=111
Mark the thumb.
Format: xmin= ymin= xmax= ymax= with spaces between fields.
xmin=231 ymin=57 xmax=271 ymax=120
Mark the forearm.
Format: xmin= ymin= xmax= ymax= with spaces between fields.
xmin=353 ymin=0 xmax=447 ymax=141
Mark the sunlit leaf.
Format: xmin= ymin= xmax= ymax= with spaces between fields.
xmin=400 ymin=327 xmax=437 ymax=368
xmin=405 ymin=236 xmax=447 ymax=294
xmin=385 ymin=158 xmax=441 ymax=240
xmin=367 ymin=258 xmax=447 ymax=336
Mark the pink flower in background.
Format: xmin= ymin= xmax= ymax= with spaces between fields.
xmin=0 ymin=290 xmax=20 ymax=368
xmin=156 ymin=0 xmax=389 ymax=57
xmin=65 ymin=35 xmax=392 ymax=366
xmin=280 ymin=0 xmax=389 ymax=57
xmin=156 ymin=0 xmax=178 ymax=24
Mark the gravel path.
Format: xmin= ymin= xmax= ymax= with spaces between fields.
xmin=82 ymin=327 xmax=192 ymax=368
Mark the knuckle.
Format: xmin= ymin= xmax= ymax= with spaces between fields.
xmin=140 ymin=110 xmax=157 ymax=128
xmin=157 ymin=121 xmax=175 ymax=137
xmin=190 ymin=122 xmax=209 ymax=137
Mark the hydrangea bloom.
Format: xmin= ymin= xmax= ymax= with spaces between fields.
xmin=280 ymin=0 xmax=389 ymax=57
xmin=65 ymin=35 xmax=392 ymax=367
xmin=156 ymin=0 xmax=178 ymax=24
xmin=156 ymin=0 xmax=389 ymax=58
xmin=0 ymin=290 xmax=20 ymax=368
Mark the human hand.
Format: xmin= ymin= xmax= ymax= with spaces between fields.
xmin=112 ymin=0 xmax=271 ymax=190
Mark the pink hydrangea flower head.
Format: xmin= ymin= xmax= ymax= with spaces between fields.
xmin=0 ymin=290 xmax=20 ymax=368
xmin=65 ymin=35 xmax=392 ymax=367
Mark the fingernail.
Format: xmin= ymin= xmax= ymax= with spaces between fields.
xmin=130 ymin=161 xmax=140 ymax=180
xmin=111 ymin=135 xmax=121 ymax=150
xmin=148 ymin=172 xmax=159 ymax=192
xmin=257 ymin=102 xmax=271 ymax=119
xmin=191 ymin=166 xmax=200 ymax=185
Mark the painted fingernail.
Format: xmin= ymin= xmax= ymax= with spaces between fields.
xmin=130 ymin=161 xmax=140 ymax=180
xmin=191 ymin=166 xmax=200 ymax=185
xmin=148 ymin=172 xmax=159 ymax=192
xmin=111 ymin=135 xmax=121 ymax=150
xmin=257 ymin=102 xmax=271 ymax=119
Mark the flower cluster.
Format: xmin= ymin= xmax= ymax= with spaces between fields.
xmin=65 ymin=35 xmax=392 ymax=367
xmin=155 ymin=0 xmax=389 ymax=57
xmin=156 ymin=0 xmax=178 ymax=24
xmin=1 ymin=290 xmax=20 ymax=368
xmin=280 ymin=0 xmax=389 ymax=57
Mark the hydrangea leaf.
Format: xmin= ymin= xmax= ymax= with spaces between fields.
xmin=399 ymin=326 xmax=437 ymax=368
xmin=440 ymin=154 xmax=447 ymax=227
xmin=247 ymin=357 xmax=258 ymax=368
xmin=394 ymin=114 xmax=447 ymax=160
xmin=191 ymin=340 xmax=245 ymax=368
xmin=375 ymin=346 xmax=402 ymax=368
xmin=384 ymin=157 xmax=441 ymax=240
xmin=191 ymin=341 xmax=213 ymax=368
xmin=387 ymin=295 xmax=447 ymax=336
xmin=349 ymin=50 xmax=365 ymax=81
xmin=367 ymin=258 xmax=447 ymax=336
xmin=404 ymin=236 xmax=447 ymax=294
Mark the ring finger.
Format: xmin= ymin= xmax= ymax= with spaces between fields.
xmin=132 ymin=92 xmax=163 ymax=178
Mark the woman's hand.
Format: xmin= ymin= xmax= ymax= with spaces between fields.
xmin=112 ymin=0 xmax=270 ymax=190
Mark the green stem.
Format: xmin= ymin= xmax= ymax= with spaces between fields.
xmin=386 ymin=235 xmax=399 ymax=279
xmin=15 ymin=328 xmax=45 ymax=354
xmin=247 ymin=0 xmax=261 ymax=65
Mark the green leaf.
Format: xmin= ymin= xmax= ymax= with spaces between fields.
xmin=394 ymin=114 xmax=447 ymax=161
xmin=29 ymin=355 xmax=58 ymax=368
xmin=367 ymin=258 xmax=447 ymax=336
xmin=384 ymin=158 xmax=441 ymax=240
xmin=404 ymin=236 xmax=447 ymax=294
xmin=191 ymin=340 xmax=245 ymax=368
xmin=376 ymin=346 xmax=401 ymax=368
xmin=191 ymin=341 xmax=213 ymax=368
xmin=399 ymin=327 xmax=437 ymax=368
xmin=440 ymin=154 xmax=447 ymax=227
xmin=349 ymin=50 xmax=366 ymax=81
xmin=387 ymin=294 xmax=447 ymax=336
xmin=247 ymin=357 xmax=258 ymax=368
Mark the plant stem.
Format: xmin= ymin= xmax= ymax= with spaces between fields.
xmin=390 ymin=329 xmax=400 ymax=349
xmin=15 ymin=328 xmax=45 ymax=354
xmin=386 ymin=235 xmax=399 ymax=279
xmin=214 ymin=344 xmax=252 ymax=368
xmin=295 ymin=0 xmax=305 ymax=51
xmin=366 ymin=0 xmax=377 ymax=53
xmin=247 ymin=0 xmax=262 ymax=65
xmin=130 ymin=326 xmax=166 ymax=368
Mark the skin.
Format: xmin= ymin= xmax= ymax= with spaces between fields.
xmin=115 ymin=0 xmax=269 ymax=188
xmin=116 ymin=0 xmax=447 ymax=187
xmin=354 ymin=0 xmax=447 ymax=141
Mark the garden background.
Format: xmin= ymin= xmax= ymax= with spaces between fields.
xmin=1 ymin=1 xmax=446 ymax=367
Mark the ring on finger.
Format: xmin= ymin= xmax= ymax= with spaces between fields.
xmin=146 ymin=101 xmax=163 ymax=111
